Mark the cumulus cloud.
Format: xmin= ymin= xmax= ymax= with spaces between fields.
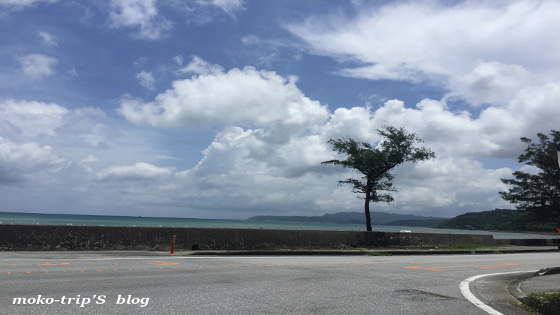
xmin=0 ymin=99 xmax=68 ymax=140
xmin=0 ymin=100 xmax=149 ymax=176
xmin=113 ymin=54 xmax=560 ymax=217
xmin=6 ymin=57 xmax=558 ymax=218
xmin=119 ymin=56 xmax=329 ymax=130
xmin=178 ymin=78 xmax=557 ymax=216
xmin=17 ymin=54 xmax=57 ymax=79
xmin=387 ymin=159 xmax=513 ymax=215
xmin=0 ymin=137 xmax=65 ymax=184
xmin=109 ymin=0 xmax=172 ymax=40
xmin=179 ymin=55 xmax=224 ymax=76
xmin=286 ymin=0 xmax=560 ymax=105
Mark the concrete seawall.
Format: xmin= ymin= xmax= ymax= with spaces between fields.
xmin=0 ymin=224 xmax=523 ymax=251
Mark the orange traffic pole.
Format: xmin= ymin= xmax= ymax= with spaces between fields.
xmin=169 ymin=234 xmax=176 ymax=256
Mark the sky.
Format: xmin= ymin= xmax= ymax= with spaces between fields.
xmin=1 ymin=0 xmax=559 ymax=220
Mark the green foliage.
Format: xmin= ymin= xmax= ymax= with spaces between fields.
xmin=445 ymin=243 xmax=493 ymax=250
xmin=521 ymin=291 xmax=560 ymax=314
xmin=436 ymin=209 xmax=524 ymax=230
xmin=323 ymin=126 xmax=435 ymax=202
xmin=322 ymin=126 xmax=436 ymax=231
xmin=436 ymin=208 xmax=559 ymax=232
xmin=500 ymin=130 xmax=560 ymax=226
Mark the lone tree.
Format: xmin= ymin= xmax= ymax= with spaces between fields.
xmin=322 ymin=126 xmax=436 ymax=231
xmin=499 ymin=130 xmax=560 ymax=228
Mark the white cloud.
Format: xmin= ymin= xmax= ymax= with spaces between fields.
xmin=197 ymin=0 xmax=245 ymax=17
xmin=286 ymin=0 xmax=560 ymax=106
xmin=174 ymin=55 xmax=183 ymax=66
xmin=96 ymin=162 xmax=174 ymax=181
xmin=167 ymin=0 xmax=245 ymax=24
xmin=0 ymin=137 xmax=65 ymax=184
xmin=106 ymin=0 xmax=243 ymax=39
xmin=0 ymin=0 xmax=57 ymax=11
xmin=174 ymin=79 xmax=558 ymax=217
xmin=110 ymin=54 xmax=560 ymax=217
xmin=17 ymin=54 xmax=57 ymax=79
xmin=457 ymin=61 xmax=530 ymax=106
xmin=179 ymin=55 xmax=224 ymax=76
xmin=136 ymin=71 xmax=155 ymax=90
xmin=119 ymin=56 xmax=329 ymax=130
xmin=109 ymin=0 xmax=172 ymax=40
xmin=5 ymin=52 xmax=557 ymax=219
xmin=388 ymin=158 xmax=513 ymax=214
xmin=38 ymin=31 xmax=57 ymax=46
xmin=0 ymin=99 xmax=68 ymax=140
xmin=0 ymin=99 xmax=157 ymax=175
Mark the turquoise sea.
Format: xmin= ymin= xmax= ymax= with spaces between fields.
xmin=1 ymin=212 xmax=559 ymax=240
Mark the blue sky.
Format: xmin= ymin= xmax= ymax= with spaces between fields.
xmin=1 ymin=0 xmax=559 ymax=220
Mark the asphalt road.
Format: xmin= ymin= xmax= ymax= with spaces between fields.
xmin=1 ymin=251 xmax=558 ymax=314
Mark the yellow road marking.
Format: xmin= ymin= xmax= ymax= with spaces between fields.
xmin=147 ymin=261 xmax=180 ymax=265
xmin=405 ymin=266 xmax=445 ymax=271
xmin=38 ymin=262 xmax=70 ymax=266
xmin=1 ymin=260 xmax=524 ymax=275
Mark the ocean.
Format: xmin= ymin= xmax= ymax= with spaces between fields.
xmin=1 ymin=212 xmax=559 ymax=240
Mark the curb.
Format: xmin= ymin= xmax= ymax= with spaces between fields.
xmin=186 ymin=247 xmax=559 ymax=256
xmin=509 ymin=267 xmax=560 ymax=315
xmin=509 ymin=267 xmax=560 ymax=299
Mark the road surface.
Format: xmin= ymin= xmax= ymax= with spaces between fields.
xmin=1 ymin=251 xmax=557 ymax=314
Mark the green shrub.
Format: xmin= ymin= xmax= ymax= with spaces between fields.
xmin=446 ymin=243 xmax=493 ymax=250
xmin=521 ymin=292 xmax=560 ymax=315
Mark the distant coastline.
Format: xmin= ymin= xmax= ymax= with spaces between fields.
xmin=2 ymin=211 xmax=559 ymax=239
xmin=0 ymin=211 xmax=447 ymax=228
xmin=246 ymin=212 xmax=448 ymax=228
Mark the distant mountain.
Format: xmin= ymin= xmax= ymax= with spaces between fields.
xmin=246 ymin=212 xmax=448 ymax=227
xmin=384 ymin=219 xmax=448 ymax=227
xmin=436 ymin=209 xmax=527 ymax=230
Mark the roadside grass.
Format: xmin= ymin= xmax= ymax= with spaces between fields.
xmin=445 ymin=243 xmax=495 ymax=250
xmin=366 ymin=243 xmax=497 ymax=252
xmin=369 ymin=253 xmax=393 ymax=256
xmin=520 ymin=291 xmax=560 ymax=314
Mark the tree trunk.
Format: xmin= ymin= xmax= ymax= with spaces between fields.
xmin=364 ymin=178 xmax=372 ymax=231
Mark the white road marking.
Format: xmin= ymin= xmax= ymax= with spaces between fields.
xmin=460 ymin=270 xmax=536 ymax=315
